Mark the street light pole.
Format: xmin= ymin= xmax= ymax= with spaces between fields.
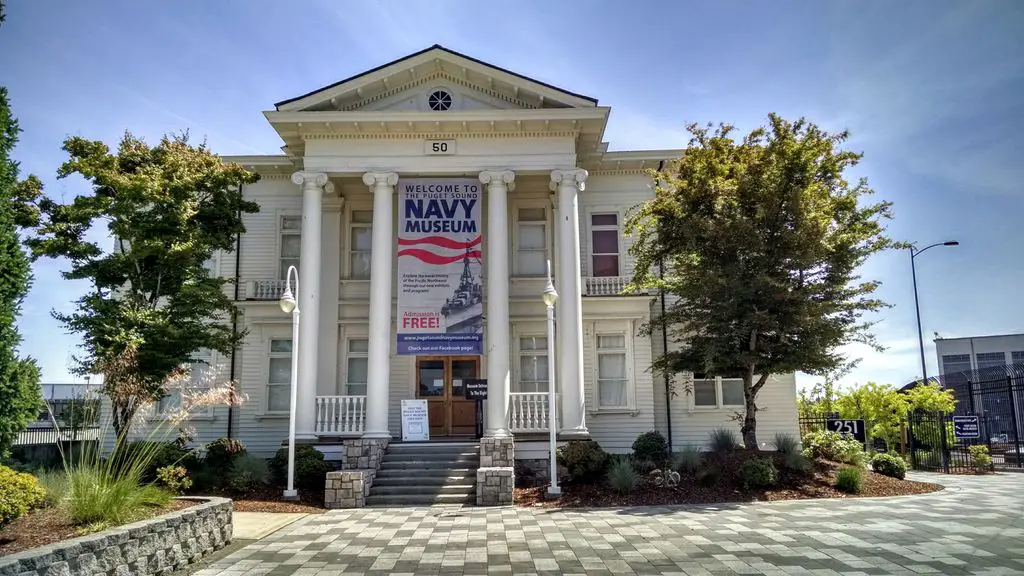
xmin=909 ymin=241 xmax=959 ymax=387
xmin=279 ymin=266 xmax=300 ymax=500
xmin=542 ymin=260 xmax=560 ymax=498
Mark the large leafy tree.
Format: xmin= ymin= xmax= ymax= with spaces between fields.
xmin=627 ymin=115 xmax=901 ymax=447
xmin=835 ymin=382 xmax=909 ymax=451
xmin=0 ymin=5 xmax=44 ymax=457
xmin=20 ymin=132 xmax=259 ymax=440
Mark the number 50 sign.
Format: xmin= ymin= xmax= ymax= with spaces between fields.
xmin=827 ymin=419 xmax=867 ymax=445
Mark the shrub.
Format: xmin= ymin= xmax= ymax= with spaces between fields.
xmin=969 ymin=445 xmax=993 ymax=473
xmin=270 ymin=445 xmax=331 ymax=490
xmin=229 ymin=455 xmax=270 ymax=493
xmin=116 ymin=441 xmax=192 ymax=481
xmin=190 ymin=467 xmax=220 ymax=492
xmin=556 ymin=440 xmax=608 ymax=484
xmin=671 ymin=444 xmax=702 ymax=474
xmin=774 ymin=433 xmax=800 ymax=455
xmin=155 ymin=465 xmax=193 ymax=494
xmin=631 ymin=431 xmax=669 ymax=464
xmin=740 ymin=458 xmax=779 ymax=489
xmin=835 ymin=466 xmax=863 ymax=493
xmin=607 ymin=458 xmax=638 ymax=494
xmin=205 ymin=437 xmax=246 ymax=471
xmin=784 ymin=452 xmax=813 ymax=475
xmin=870 ymin=453 xmax=907 ymax=479
xmin=650 ymin=468 xmax=681 ymax=488
xmin=696 ymin=465 xmax=721 ymax=486
xmin=800 ymin=430 xmax=865 ymax=466
xmin=708 ymin=428 xmax=740 ymax=453
xmin=631 ymin=458 xmax=658 ymax=474
xmin=0 ymin=465 xmax=45 ymax=526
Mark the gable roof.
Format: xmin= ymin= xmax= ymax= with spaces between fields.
xmin=274 ymin=44 xmax=598 ymax=111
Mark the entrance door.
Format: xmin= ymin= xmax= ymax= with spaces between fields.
xmin=416 ymin=356 xmax=481 ymax=437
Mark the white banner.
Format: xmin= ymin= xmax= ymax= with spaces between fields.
xmin=396 ymin=178 xmax=483 ymax=355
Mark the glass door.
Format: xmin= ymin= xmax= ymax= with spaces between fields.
xmin=415 ymin=356 xmax=481 ymax=437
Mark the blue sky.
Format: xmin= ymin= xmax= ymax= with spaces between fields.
xmin=1 ymin=0 xmax=1021 ymax=391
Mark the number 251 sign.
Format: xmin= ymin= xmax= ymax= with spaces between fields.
xmin=827 ymin=419 xmax=867 ymax=445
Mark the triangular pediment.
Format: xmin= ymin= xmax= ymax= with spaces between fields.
xmin=275 ymin=45 xmax=597 ymax=113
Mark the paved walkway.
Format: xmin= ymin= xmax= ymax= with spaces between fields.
xmin=232 ymin=512 xmax=308 ymax=540
xmin=200 ymin=473 xmax=1024 ymax=575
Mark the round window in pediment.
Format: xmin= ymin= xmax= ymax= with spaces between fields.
xmin=428 ymin=89 xmax=453 ymax=111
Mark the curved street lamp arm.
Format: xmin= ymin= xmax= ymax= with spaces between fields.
xmin=912 ymin=241 xmax=958 ymax=258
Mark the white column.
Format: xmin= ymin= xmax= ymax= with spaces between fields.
xmin=480 ymin=170 xmax=515 ymax=438
xmin=362 ymin=171 xmax=398 ymax=439
xmin=290 ymin=171 xmax=334 ymax=439
xmin=551 ymin=169 xmax=589 ymax=439
xmin=318 ymin=199 xmax=344 ymax=396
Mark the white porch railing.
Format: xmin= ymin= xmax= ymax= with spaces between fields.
xmin=509 ymin=392 xmax=559 ymax=433
xmin=584 ymin=276 xmax=629 ymax=296
xmin=314 ymin=395 xmax=366 ymax=436
xmin=244 ymin=279 xmax=287 ymax=301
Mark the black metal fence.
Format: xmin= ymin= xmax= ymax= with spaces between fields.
xmin=906 ymin=363 xmax=1024 ymax=473
xmin=798 ymin=416 xmax=907 ymax=456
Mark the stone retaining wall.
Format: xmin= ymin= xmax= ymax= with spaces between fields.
xmin=477 ymin=436 xmax=514 ymax=505
xmin=0 ymin=497 xmax=232 ymax=576
xmin=324 ymin=469 xmax=376 ymax=508
xmin=340 ymin=438 xmax=387 ymax=470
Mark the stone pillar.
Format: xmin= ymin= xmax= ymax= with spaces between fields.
xmin=479 ymin=170 xmax=515 ymax=438
xmin=362 ymin=171 xmax=399 ymax=439
xmin=290 ymin=171 xmax=333 ymax=439
xmin=551 ymin=169 xmax=589 ymax=439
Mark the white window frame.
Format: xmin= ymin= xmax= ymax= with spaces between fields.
xmin=586 ymin=209 xmax=622 ymax=277
xmin=158 ymin=349 xmax=215 ymax=418
xmin=690 ymin=375 xmax=748 ymax=410
xmin=266 ymin=338 xmax=293 ymax=414
xmin=588 ymin=322 xmax=636 ymax=413
xmin=342 ymin=338 xmax=369 ymax=396
xmin=278 ymin=213 xmax=302 ymax=280
xmin=512 ymin=202 xmax=551 ymax=277
xmin=515 ymin=335 xmax=550 ymax=393
xmin=346 ymin=205 xmax=373 ymax=280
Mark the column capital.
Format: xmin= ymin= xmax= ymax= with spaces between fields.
xmin=549 ymin=168 xmax=589 ymax=192
xmin=362 ymin=171 xmax=399 ymax=188
xmin=478 ymin=170 xmax=516 ymax=187
xmin=291 ymin=171 xmax=333 ymax=194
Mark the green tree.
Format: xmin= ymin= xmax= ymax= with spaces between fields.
xmin=905 ymin=382 xmax=957 ymax=414
xmin=20 ymin=132 xmax=259 ymax=441
xmin=0 ymin=7 xmax=44 ymax=456
xmin=626 ymin=115 xmax=902 ymax=447
xmin=835 ymin=382 xmax=909 ymax=451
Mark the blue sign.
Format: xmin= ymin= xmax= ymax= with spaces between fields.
xmin=953 ymin=415 xmax=980 ymax=439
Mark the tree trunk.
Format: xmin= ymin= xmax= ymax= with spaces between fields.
xmin=741 ymin=372 xmax=758 ymax=449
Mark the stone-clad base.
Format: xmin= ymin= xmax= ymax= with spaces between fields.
xmin=341 ymin=438 xmax=388 ymax=470
xmin=325 ymin=470 xmax=376 ymax=509
xmin=0 ymin=497 xmax=231 ymax=576
xmin=477 ymin=436 xmax=514 ymax=505
xmin=476 ymin=467 xmax=514 ymax=505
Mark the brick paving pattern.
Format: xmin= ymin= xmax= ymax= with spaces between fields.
xmin=196 ymin=472 xmax=1024 ymax=575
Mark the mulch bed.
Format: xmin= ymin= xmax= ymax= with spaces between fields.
xmin=516 ymin=453 xmax=943 ymax=508
xmin=193 ymin=485 xmax=326 ymax=514
xmin=0 ymin=500 xmax=197 ymax=557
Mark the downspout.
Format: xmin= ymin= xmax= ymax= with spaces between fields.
xmin=654 ymin=159 xmax=672 ymax=452
xmin=227 ymin=182 xmax=243 ymax=439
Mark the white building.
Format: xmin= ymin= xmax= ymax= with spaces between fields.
xmin=935 ymin=333 xmax=1024 ymax=377
xmin=147 ymin=46 xmax=799 ymax=503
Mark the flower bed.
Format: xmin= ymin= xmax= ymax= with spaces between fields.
xmin=0 ymin=497 xmax=232 ymax=576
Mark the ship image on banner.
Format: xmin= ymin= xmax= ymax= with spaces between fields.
xmin=396 ymin=178 xmax=484 ymax=355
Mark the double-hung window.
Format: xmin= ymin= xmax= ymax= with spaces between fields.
xmin=517 ymin=336 xmax=549 ymax=393
xmin=590 ymin=213 xmax=620 ymax=277
xmin=279 ymin=216 xmax=301 ymax=279
xmin=349 ymin=210 xmax=373 ymax=279
xmin=693 ymin=375 xmax=745 ymax=408
xmin=596 ymin=334 xmax=628 ymax=408
xmin=516 ymin=208 xmax=547 ymax=276
xmin=159 ymin=349 xmax=213 ymax=415
xmin=267 ymin=339 xmax=293 ymax=413
xmin=344 ymin=339 xmax=369 ymax=395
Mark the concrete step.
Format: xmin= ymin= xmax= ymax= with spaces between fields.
xmin=373 ymin=475 xmax=475 ymax=486
xmin=382 ymin=452 xmax=479 ymax=462
xmin=375 ymin=467 xmax=477 ymax=478
xmin=387 ymin=443 xmax=478 ymax=455
xmin=379 ymin=459 xmax=478 ymax=470
xmin=370 ymin=484 xmax=475 ymax=496
xmin=365 ymin=493 xmax=475 ymax=506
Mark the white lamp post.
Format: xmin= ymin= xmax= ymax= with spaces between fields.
xmin=542 ymin=260 xmax=560 ymax=497
xmin=279 ymin=265 xmax=300 ymax=500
